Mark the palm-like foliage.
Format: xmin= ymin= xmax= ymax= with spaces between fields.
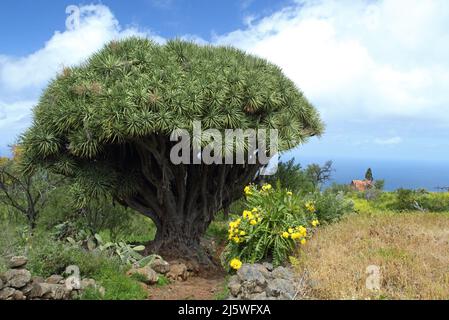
xmin=20 ymin=38 xmax=323 ymax=262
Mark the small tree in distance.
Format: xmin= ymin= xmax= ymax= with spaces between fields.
xmin=365 ymin=168 xmax=374 ymax=182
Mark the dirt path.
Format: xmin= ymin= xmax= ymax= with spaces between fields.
xmin=147 ymin=275 xmax=226 ymax=300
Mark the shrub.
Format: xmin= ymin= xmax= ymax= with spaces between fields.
xmin=388 ymin=189 xmax=449 ymax=212
xmin=313 ymin=191 xmax=354 ymax=224
xmin=221 ymin=184 xmax=320 ymax=268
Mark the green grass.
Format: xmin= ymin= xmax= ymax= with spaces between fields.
xmin=156 ymin=275 xmax=171 ymax=287
xmin=85 ymin=265 xmax=147 ymax=300
xmin=214 ymin=276 xmax=230 ymax=300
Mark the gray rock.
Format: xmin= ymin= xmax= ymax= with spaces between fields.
xmin=30 ymin=282 xmax=52 ymax=298
xmin=228 ymin=276 xmax=241 ymax=297
xmin=0 ymin=287 xmax=15 ymax=300
xmin=81 ymin=278 xmax=96 ymax=290
xmin=128 ymin=266 xmax=159 ymax=285
xmin=8 ymin=256 xmax=28 ymax=269
xmin=31 ymin=283 xmax=66 ymax=300
xmin=12 ymin=290 xmax=25 ymax=300
xmin=4 ymin=269 xmax=31 ymax=288
xmin=149 ymin=258 xmax=170 ymax=274
xmin=262 ymin=262 xmax=274 ymax=271
xmin=272 ymin=266 xmax=294 ymax=281
xmin=43 ymin=284 xmax=66 ymax=300
xmin=32 ymin=276 xmax=45 ymax=284
xmin=255 ymin=264 xmax=272 ymax=279
xmin=266 ymin=278 xmax=296 ymax=299
xmin=21 ymin=282 xmax=34 ymax=296
xmin=98 ymin=286 xmax=106 ymax=297
xmin=65 ymin=276 xmax=81 ymax=290
xmin=237 ymin=264 xmax=267 ymax=288
xmin=46 ymin=275 xmax=64 ymax=284
xmin=250 ymin=292 xmax=268 ymax=300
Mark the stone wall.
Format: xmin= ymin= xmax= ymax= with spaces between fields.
xmin=227 ymin=263 xmax=306 ymax=300
xmin=0 ymin=256 xmax=103 ymax=300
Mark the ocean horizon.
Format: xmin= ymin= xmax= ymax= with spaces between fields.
xmin=286 ymin=156 xmax=449 ymax=192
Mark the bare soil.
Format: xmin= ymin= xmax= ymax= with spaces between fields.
xmin=147 ymin=274 xmax=226 ymax=300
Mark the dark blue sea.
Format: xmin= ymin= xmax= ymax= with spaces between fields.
xmin=284 ymin=156 xmax=449 ymax=192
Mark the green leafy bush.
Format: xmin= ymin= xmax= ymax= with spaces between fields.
xmin=313 ymin=191 xmax=354 ymax=223
xmin=221 ymin=184 xmax=320 ymax=268
xmin=388 ymin=189 xmax=449 ymax=212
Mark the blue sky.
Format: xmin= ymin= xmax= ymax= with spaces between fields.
xmin=1 ymin=0 xmax=449 ymax=165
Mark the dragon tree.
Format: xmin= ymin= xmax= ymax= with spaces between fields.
xmin=20 ymin=38 xmax=323 ymax=264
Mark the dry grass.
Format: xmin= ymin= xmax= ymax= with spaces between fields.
xmin=297 ymin=211 xmax=449 ymax=300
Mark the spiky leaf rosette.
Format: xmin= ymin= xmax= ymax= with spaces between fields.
xmin=20 ymin=38 xmax=324 ymax=246
xmin=22 ymin=37 xmax=322 ymax=164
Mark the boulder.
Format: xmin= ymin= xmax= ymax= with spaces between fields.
xmin=65 ymin=276 xmax=81 ymax=291
xmin=266 ymin=278 xmax=296 ymax=299
xmin=8 ymin=256 xmax=28 ymax=269
xmin=227 ymin=275 xmax=241 ymax=297
xmin=12 ymin=290 xmax=25 ymax=300
xmin=30 ymin=283 xmax=66 ymax=300
xmin=46 ymin=275 xmax=64 ymax=284
xmin=32 ymin=276 xmax=45 ymax=284
xmin=255 ymin=264 xmax=272 ymax=279
xmin=237 ymin=264 xmax=267 ymax=288
xmin=271 ymin=266 xmax=294 ymax=281
xmin=0 ymin=287 xmax=15 ymax=300
xmin=128 ymin=266 xmax=159 ymax=285
xmin=21 ymin=282 xmax=34 ymax=296
xmin=167 ymin=263 xmax=188 ymax=281
xmin=81 ymin=278 xmax=96 ymax=290
xmin=149 ymin=258 xmax=170 ymax=274
xmin=249 ymin=292 xmax=269 ymax=300
xmin=4 ymin=269 xmax=31 ymax=288
xmin=262 ymin=262 xmax=274 ymax=271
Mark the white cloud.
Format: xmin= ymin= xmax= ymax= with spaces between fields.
xmin=0 ymin=100 xmax=35 ymax=146
xmin=214 ymin=0 xmax=449 ymax=124
xmin=0 ymin=4 xmax=162 ymax=94
xmin=374 ymin=136 xmax=403 ymax=145
xmin=0 ymin=4 xmax=164 ymax=152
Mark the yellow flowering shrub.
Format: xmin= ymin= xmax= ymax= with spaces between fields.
xmin=222 ymin=183 xmax=320 ymax=268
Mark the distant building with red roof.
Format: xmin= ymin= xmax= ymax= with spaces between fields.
xmin=350 ymin=179 xmax=373 ymax=191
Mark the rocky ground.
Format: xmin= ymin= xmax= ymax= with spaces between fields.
xmin=0 ymin=256 xmax=103 ymax=300
xmin=227 ymin=263 xmax=308 ymax=300
xmin=1 ymin=255 xmax=306 ymax=300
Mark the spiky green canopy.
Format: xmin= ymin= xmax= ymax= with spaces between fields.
xmin=21 ymin=38 xmax=323 ymax=196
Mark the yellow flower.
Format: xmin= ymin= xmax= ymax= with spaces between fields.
xmin=230 ymin=258 xmax=243 ymax=270
xmin=282 ymin=232 xmax=290 ymax=239
xmin=287 ymin=191 xmax=293 ymax=196
xmin=252 ymin=207 xmax=258 ymax=212
xmin=243 ymin=210 xmax=252 ymax=219
xmin=288 ymin=228 xmax=294 ymax=234
xmin=305 ymin=202 xmax=316 ymax=213
xmin=291 ymin=232 xmax=301 ymax=240
xmin=261 ymin=184 xmax=272 ymax=192
xmin=239 ymin=231 xmax=246 ymax=236
xmin=244 ymin=186 xmax=252 ymax=196
xmin=233 ymin=236 xmax=240 ymax=243
xmin=297 ymin=226 xmax=307 ymax=235
xmin=300 ymin=238 xmax=307 ymax=245
xmin=311 ymin=219 xmax=320 ymax=227
xmin=250 ymin=219 xmax=257 ymax=225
